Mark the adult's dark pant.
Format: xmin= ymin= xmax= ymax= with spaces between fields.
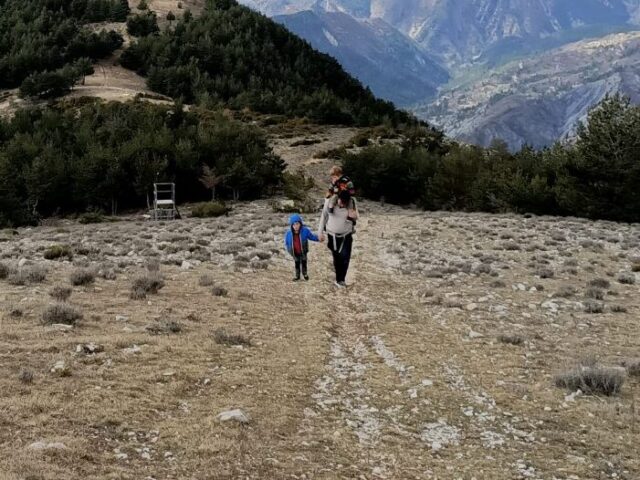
xmin=328 ymin=234 xmax=353 ymax=283
xmin=294 ymin=255 xmax=307 ymax=277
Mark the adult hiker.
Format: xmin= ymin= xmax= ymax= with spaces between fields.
xmin=318 ymin=189 xmax=359 ymax=288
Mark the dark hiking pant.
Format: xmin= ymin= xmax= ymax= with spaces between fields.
xmin=294 ymin=255 xmax=307 ymax=278
xmin=328 ymin=233 xmax=353 ymax=283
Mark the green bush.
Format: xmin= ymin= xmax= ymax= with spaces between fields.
xmin=0 ymin=262 xmax=10 ymax=279
xmin=191 ymin=202 xmax=231 ymax=218
xmin=79 ymin=212 xmax=105 ymax=224
xmin=44 ymin=245 xmax=73 ymax=260
xmin=283 ymin=171 xmax=315 ymax=202
xmin=127 ymin=12 xmax=159 ymax=37
xmin=42 ymin=303 xmax=83 ymax=326
xmin=70 ymin=268 xmax=96 ymax=286
xmin=350 ymin=130 xmax=371 ymax=147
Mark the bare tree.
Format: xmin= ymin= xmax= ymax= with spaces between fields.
xmin=199 ymin=165 xmax=224 ymax=201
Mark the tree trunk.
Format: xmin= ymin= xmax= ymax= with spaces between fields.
xmin=211 ymin=186 xmax=216 ymax=201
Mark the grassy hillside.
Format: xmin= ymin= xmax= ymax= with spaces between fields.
xmin=0 ymin=0 xmax=129 ymax=96
xmin=121 ymin=0 xmax=414 ymax=126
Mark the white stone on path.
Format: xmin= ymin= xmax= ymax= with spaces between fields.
xmin=28 ymin=441 xmax=67 ymax=451
xmin=217 ymin=409 xmax=250 ymax=424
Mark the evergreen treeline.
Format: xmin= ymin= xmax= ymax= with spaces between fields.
xmin=0 ymin=100 xmax=284 ymax=227
xmin=345 ymin=95 xmax=640 ymax=223
xmin=0 ymin=0 xmax=128 ymax=92
xmin=120 ymin=0 xmax=412 ymax=126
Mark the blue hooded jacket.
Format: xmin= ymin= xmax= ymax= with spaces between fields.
xmin=284 ymin=214 xmax=319 ymax=257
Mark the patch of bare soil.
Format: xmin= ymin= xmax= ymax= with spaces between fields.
xmin=67 ymin=60 xmax=156 ymax=102
xmin=0 ymin=89 xmax=26 ymax=118
xmin=1 ymin=196 xmax=639 ymax=479
xmin=271 ymin=126 xmax=357 ymax=189
xmin=142 ymin=0 xmax=206 ymax=24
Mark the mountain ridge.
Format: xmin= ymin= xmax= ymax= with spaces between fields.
xmin=273 ymin=9 xmax=449 ymax=106
xmin=417 ymin=31 xmax=640 ymax=149
xmin=241 ymin=0 xmax=640 ymax=148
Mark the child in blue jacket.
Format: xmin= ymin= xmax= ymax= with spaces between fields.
xmin=284 ymin=214 xmax=319 ymax=281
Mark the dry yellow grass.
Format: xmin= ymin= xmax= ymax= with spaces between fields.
xmin=1 ymin=194 xmax=639 ymax=479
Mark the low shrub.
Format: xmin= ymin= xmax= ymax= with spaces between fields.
xmin=584 ymin=300 xmax=605 ymax=314
xmin=554 ymin=365 xmax=625 ymax=396
xmin=617 ymin=272 xmax=636 ymax=285
xmin=585 ymin=288 xmax=605 ymax=300
xmin=191 ymin=202 xmax=231 ymax=218
xmin=213 ymin=328 xmax=251 ymax=347
xmin=588 ymin=278 xmax=610 ymax=289
xmin=283 ymin=170 xmax=315 ymax=202
xmin=497 ymin=334 xmax=525 ymax=346
xmin=146 ymin=319 xmax=182 ymax=334
xmin=313 ymin=146 xmax=347 ymax=160
xmin=0 ymin=262 xmax=9 ymax=279
xmin=555 ymin=285 xmax=577 ymax=298
xmin=199 ymin=275 xmax=215 ymax=287
xmin=212 ymin=286 xmax=228 ymax=297
xmin=536 ymin=268 xmax=554 ymax=279
xmin=44 ymin=244 xmax=73 ymax=260
xmin=621 ymin=359 xmax=640 ymax=377
xmin=79 ymin=212 xmax=104 ymax=224
xmin=70 ymin=268 xmax=96 ymax=286
xmin=19 ymin=369 xmax=34 ymax=384
xmin=42 ymin=303 xmax=83 ymax=325
xmin=131 ymin=273 xmax=165 ymax=299
xmin=7 ymin=265 xmax=47 ymax=285
xmin=50 ymin=286 xmax=72 ymax=302
xmin=290 ymin=138 xmax=321 ymax=147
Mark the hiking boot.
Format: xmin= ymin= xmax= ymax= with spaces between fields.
xmin=303 ymin=274 xmax=309 ymax=281
xmin=334 ymin=281 xmax=346 ymax=289
xmin=293 ymin=276 xmax=301 ymax=282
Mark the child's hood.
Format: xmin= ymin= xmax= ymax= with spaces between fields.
xmin=289 ymin=213 xmax=304 ymax=226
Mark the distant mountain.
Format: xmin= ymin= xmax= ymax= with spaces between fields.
xmin=243 ymin=0 xmax=640 ymax=148
xmin=273 ymin=9 xmax=449 ymax=106
xmin=245 ymin=0 xmax=640 ymax=67
xmin=416 ymin=32 xmax=640 ymax=149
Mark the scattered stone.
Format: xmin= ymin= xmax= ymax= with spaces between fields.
xmin=28 ymin=441 xmax=67 ymax=451
xmin=76 ymin=343 xmax=104 ymax=355
xmin=47 ymin=323 xmax=74 ymax=332
xmin=216 ymin=409 xmax=250 ymax=424
xmin=420 ymin=421 xmax=460 ymax=451
xmin=123 ymin=345 xmax=142 ymax=355
xmin=50 ymin=360 xmax=70 ymax=376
